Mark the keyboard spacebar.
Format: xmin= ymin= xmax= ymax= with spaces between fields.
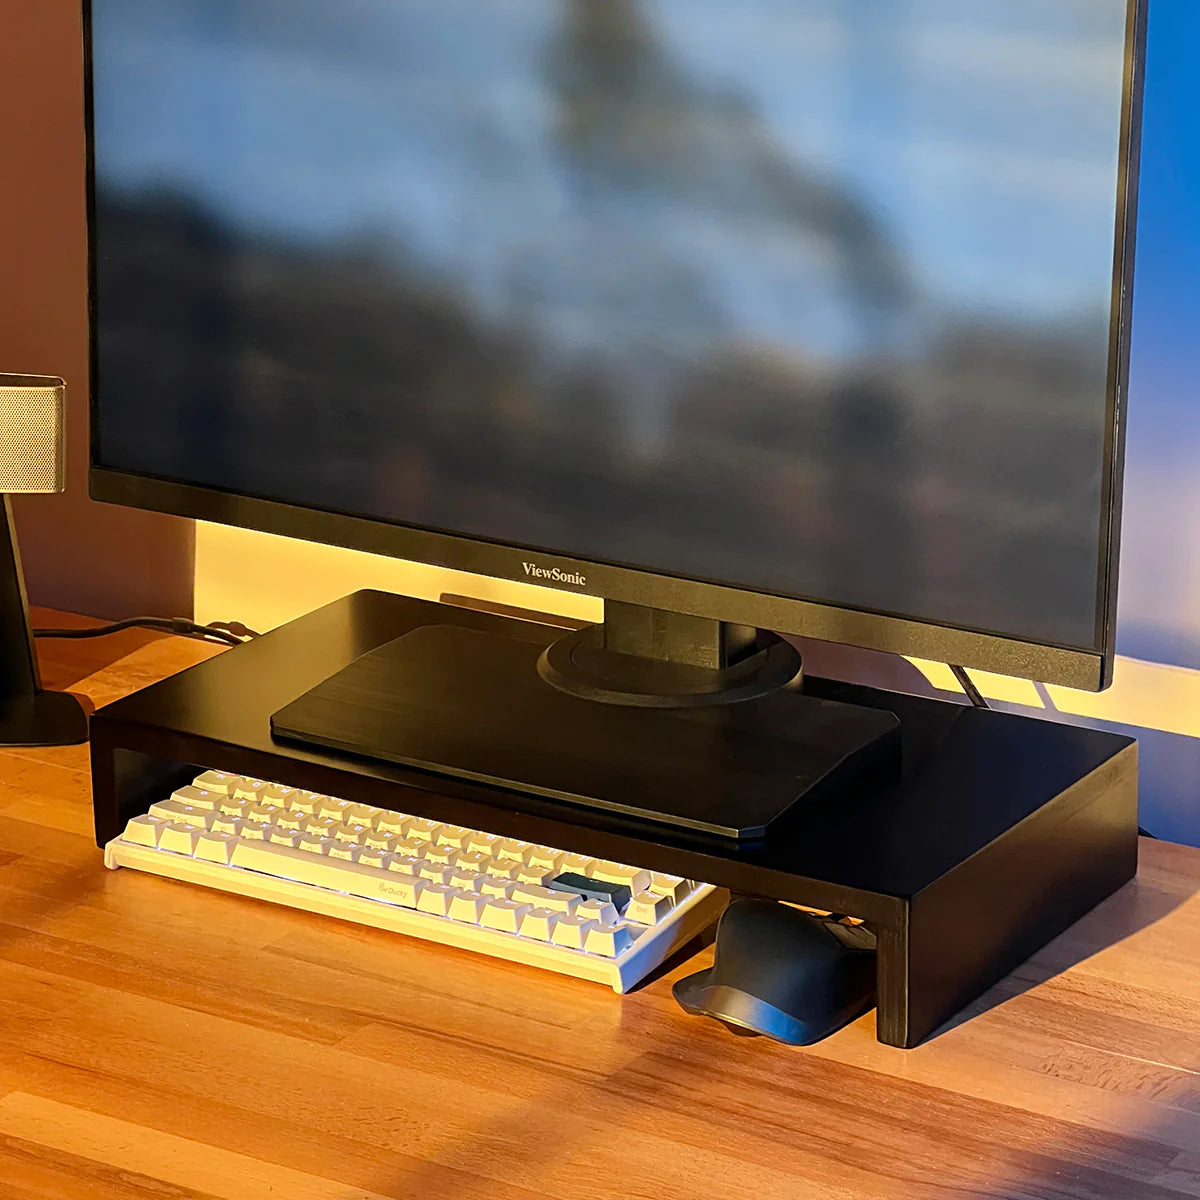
xmin=229 ymin=840 xmax=416 ymax=906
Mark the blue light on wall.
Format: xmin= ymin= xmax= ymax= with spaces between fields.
xmin=1122 ymin=0 xmax=1200 ymax=669
xmin=1118 ymin=0 xmax=1200 ymax=843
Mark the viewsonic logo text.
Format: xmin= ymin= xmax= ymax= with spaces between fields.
xmin=522 ymin=562 xmax=587 ymax=587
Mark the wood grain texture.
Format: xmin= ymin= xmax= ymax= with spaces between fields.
xmin=1 ymin=610 xmax=1199 ymax=1200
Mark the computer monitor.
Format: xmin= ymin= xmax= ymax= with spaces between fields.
xmin=84 ymin=0 xmax=1145 ymax=832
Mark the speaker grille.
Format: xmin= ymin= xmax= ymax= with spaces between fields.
xmin=0 ymin=377 xmax=66 ymax=494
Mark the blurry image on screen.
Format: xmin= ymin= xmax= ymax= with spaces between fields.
xmin=91 ymin=0 xmax=1130 ymax=650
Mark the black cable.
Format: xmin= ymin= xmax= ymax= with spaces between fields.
xmin=207 ymin=619 xmax=262 ymax=640
xmin=950 ymin=664 xmax=989 ymax=710
xmin=34 ymin=618 xmax=241 ymax=646
xmin=33 ymin=616 xmax=250 ymax=648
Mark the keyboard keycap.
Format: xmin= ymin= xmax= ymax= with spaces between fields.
xmin=465 ymin=831 xmax=502 ymax=855
xmin=489 ymin=860 xmax=525 ymax=881
xmin=407 ymin=818 xmax=443 ymax=843
xmin=519 ymin=907 xmax=561 ymax=942
xmin=585 ymin=922 xmax=637 ymax=957
xmin=649 ymin=874 xmax=691 ymax=903
xmin=417 ymin=883 xmax=461 ymax=917
xmin=392 ymin=836 xmax=429 ymax=857
xmin=510 ymin=884 xmax=577 ymax=913
xmin=418 ymin=863 xmax=453 ymax=884
xmin=376 ymin=872 xmax=425 ymax=906
xmin=193 ymin=770 xmax=237 ymax=794
xmin=575 ymin=899 xmax=620 ymax=926
xmin=480 ymin=898 xmax=532 ymax=934
xmin=477 ymin=874 xmax=515 ymax=899
xmin=387 ymin=854 xmax=424 ymax=874
xmin=288 ymin=791 xmax=328 ymax=815
xmin=527 ymin=848 xmax=564 ymax=872
xmin=121 ymin=815 xmax=165 ymax=847
xmin=547 ymin=872 xmax=631 ymax=912
xmin=259 ymin=783 xmax=298 ymax=807
xmin=447 ymin=891 xmax=489 ymax=923
xmin=625 ymin=891 xmax=673 ymax=925
xmin=494 ymin=839 xmax=531 ymax=863
xmin=158 ymin=822 xmax=202 ymax=855
xmin=171 ymin=785 xmax=220 ymax=811
xmin=455 ymin=850 xmax=492 ymax=872
xmin=301 ymin=815 xmax=340 ymax=837
xmin=589 ymin=862 xmax=652 ymax=893
xmin=550 ymin=915 xmax=598 ymax=950
xmin=373 ymin=811 xmax=411 ymax=836
xmin=195 ymin=831 xmax=237 ymax=864
xmin=316 ymin=797 xmax=356 ymax=821
xmin=148 ymin=799 xmax=214 ymax=828
xmin=435 ymin=824 xmax=473 ymax=848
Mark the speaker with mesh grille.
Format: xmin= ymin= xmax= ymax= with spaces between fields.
xmin=0 ymin=375 xmax=66 ymax=494
xmin=0 ymin=373 xmax=86 ymax=746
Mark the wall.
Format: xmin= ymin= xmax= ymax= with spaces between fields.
xmin=0 ymin=0 xmax=193 ymax=618
xmin=1119 ymin=2 xmax=1200 ymax=672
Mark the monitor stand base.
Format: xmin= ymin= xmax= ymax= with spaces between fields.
xmin=537 ymin=602 xmax=803 ymax=708
xmin=270 ymin=619 xmax=899 ymax=842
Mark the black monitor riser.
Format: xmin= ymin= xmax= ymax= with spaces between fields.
xmin=89 ymin=591 xmax=1138 ymax=1047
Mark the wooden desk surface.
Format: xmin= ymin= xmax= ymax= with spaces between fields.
xmin=2 ymin=613 xmax=1199 ymax=1200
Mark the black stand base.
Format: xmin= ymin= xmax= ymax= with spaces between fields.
xmin=0 ymin=689 xmax=88 ymax=747
xmin=88 ymin=591 xmax=1140 ymax=1048
xmin=538 ymin=601 xmax=804 ymax=708
xmin=269 ymin=622 xmax=899 ymax=841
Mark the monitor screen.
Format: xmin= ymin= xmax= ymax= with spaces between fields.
xmin=89 ymin=0 xmax=1134 ymax=653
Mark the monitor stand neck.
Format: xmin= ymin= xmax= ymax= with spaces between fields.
xmin=537 ymin=600 xmax=803 ymax=708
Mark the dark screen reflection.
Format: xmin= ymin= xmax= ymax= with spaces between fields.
xmin=91 ymin=0 xmax=1130 ymax=649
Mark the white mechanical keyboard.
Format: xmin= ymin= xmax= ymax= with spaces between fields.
xmin=104 ymin=771 xmax=729 ymax=991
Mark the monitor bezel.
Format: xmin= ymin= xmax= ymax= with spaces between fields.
xmin=82 ymin=0 xmax=1148 ymax=692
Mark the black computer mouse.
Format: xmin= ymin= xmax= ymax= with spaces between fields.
xmin=672 ymin=898 xmax=876 ymax=1045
